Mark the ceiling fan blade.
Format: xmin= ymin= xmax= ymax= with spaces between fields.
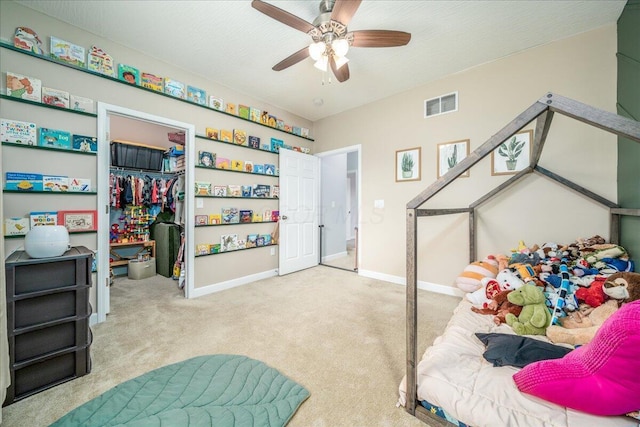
xmin=330 ymin=56 xmax=350 ymax=83
xmin=330 ymin=0 xmax=362 ymax=26
xmin=350 ymin=30 xmax=412 ymax=47
xmin=273 ymin=47 xmax=310 ymax=71
xmin=251 ymin=0 xmax=316 ymax=34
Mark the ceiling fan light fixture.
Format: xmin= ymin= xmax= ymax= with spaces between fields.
xmin=331 ymin=38 xmax=349 ymax=57
xmin=309 ymin=41 xmax=326 ymax=61
xmin=314 ymin=55 xmax=329 ymax=72
xmin=333 ymin=54 xmax=349 ymax=69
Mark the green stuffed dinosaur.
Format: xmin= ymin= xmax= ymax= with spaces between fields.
xmin=505 ymin=284 xmax=552 ymax=335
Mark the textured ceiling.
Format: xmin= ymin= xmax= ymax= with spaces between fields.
xmin=16 ymin=0 xmax=625 ymax=122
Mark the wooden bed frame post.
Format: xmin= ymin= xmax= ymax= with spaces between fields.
xmin=406 ymin=207 xmax=418 ymax=415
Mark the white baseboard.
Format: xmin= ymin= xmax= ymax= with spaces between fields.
xmin=322 ymin=251 xmax=348 ymax=262
xmin=89 ymin=312 xmax=98 ymax=326
xmin=358 ymin=269 xmax=464 ymax=298
xmin=189 ymin=269 xmax=279 ymax=298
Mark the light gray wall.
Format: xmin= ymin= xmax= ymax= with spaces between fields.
xmin=320 ymin=153 xmax=347 ymax=259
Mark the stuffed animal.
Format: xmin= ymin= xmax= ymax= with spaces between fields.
xmin=583 ymin=244 xmax=628 ymax=264
xmin=602 ymin=272 xmax=640 ymax=306
xmin=471 ymin=290 xmax=523 ymax=325
xmin=466 ymin=268 xmax=524 ymax=307
xmin=505 ymin=284 xmax=552 ymax=335
xmin=495 ymin=268 xmax=525 ymax=291
xmin=545 ymin=299 xmax=619 ymax=346
xmin=455 ymin=255 xmax=499 ymax=293
xmin=574 ymin=277 xmax=607 ymax=308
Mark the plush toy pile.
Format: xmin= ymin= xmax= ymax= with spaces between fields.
xmin=456 ymin=235 xmax=638 ymax=344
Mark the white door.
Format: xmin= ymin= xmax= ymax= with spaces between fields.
xmin=278 ymin=149 xmax=320 ymax=275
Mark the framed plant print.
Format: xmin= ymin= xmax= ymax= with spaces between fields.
xmin=491 ymin=129 xmax=532 ymax=175
xmin=58 ymin=210 xmax=97 ymax=232
xmin=437 ymin=139 xmax=469 ymax=178
xmin=396 ymin=147 xmax=421 ymax=182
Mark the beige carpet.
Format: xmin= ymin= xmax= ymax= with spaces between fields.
xmin=1 ymin=266 xmax=460 ymax=427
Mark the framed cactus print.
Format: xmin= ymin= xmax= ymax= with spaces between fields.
xmin=437 ymin=139 xmax=469 ymax=178
xmin=396 ymin=147 xmax=421 ymax=182
xmin=491 ymin=129 xmax=532 ymax=175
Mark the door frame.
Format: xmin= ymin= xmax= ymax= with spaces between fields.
xmin=96 ymin=102 xmax=195 ymax=324
xmin=316 ymin=144 xmax=362 ymax=271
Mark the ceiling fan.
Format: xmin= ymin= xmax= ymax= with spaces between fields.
xmin=251 ymin=0 xmax=411 ymax=83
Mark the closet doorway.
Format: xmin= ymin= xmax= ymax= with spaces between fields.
xmin=96 ymin=103 xmax=195 ymax=323
xmin=317 ymin=145 xmax=361 ymax=272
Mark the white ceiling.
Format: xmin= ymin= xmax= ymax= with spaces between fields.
xmin=16 ymin=0 xmax=626 ymax=122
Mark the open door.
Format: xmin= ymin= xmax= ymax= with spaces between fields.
xmin=278 ymin=149 xmax=320 ymax=275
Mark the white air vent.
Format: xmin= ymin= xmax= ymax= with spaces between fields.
xmin=424 ymin=92 xmax=458 ymax=118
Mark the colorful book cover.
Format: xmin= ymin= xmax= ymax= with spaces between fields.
xmin=141 ymin=72 xmax=164 ymax=91
xmin=221 ymin=208 xmax=239 ymax=224
xmin=271 ymin=185 xmax=279 ymax=199
xmin=220 ymin=129 xmax=233 ymax=142
xmin=237 ymin=239 xmax=247 ymax=250
xmin=260 ymin=142 xmax=271 ymax=151
xmin=43 ymin=175 xmax=68 ymax=191
xmin=5 ymin=172 xmax=43 ymax=191
xmin=220 ymin=233 xmax=239 ymax=252
xmin=276 ymin=119 xmax=285 ymax=130
xmin=250 ymin=107 xmax=261 ymax=122
xmin=215 ymin=157 xmax=230 ymax=170
xmin=260 ymin=111 xmax=269 ymax=125
xmin=210 ymin=244 xmax=221 ymax=254
xmin=0 ymin=119 xmax=37 ymax=145
xmin=4 ymin=217 xmax=30 ymax=236
xmin=284 ymin=124 xmax=293 ymax=133
xmin=233 ymin=129 xmax=247 ymax=146
xmin=262 ymin=209 xmax=271 ymax=222
xmin=238 ymin=104 xmax=250 ymax=120
xmin=227 ymin=184 xmax=242 ymax=197
xmin=72 ymin=135 xmax=97 ymax=152
xmin=231 ymin=160 xmax=244 ymax=171
xmin=248 ymin=135 xmax=260 ymax=149
xmin=209 ymin=96 xmax=224 ymax=110
xmin=196 ymin=243 xmax=210 ymax=256
xmin=261 ymin=234 xmax=273 ymax=246
xmin=195 ymin=215 xmax=208 ymax=226
xmin=30 ymin=211 xmax=57 ymax=227
xmin=267 ymin=115 xmax=278 ymax=128
xmin=264 ymin=164 xmax=276 ymax=175
xmin=253 ymin=164 xmax=265 ymax=175
xmin=270 ymin=138 xmax=284 ymax=153
xmin=70 ymin=94 xmax=95 ymax=113
xmin=256 ymin=235 xmax=265 ymax=247
xmin=50 ymin=36 xmax=85 ymax=67
xmin=244 ymin=161 xmax=254 ymax=173
xmin=87 ymin=45 xmax=115 ymax=76
xmin=239 ymin=209 xmax=253 ymax=223
xmin=252 ymin=213 xmax=263 ymax=222
xmin=6 ymin=71 xmax=42 ymax=102
xmin=226 ymin=103 xmax=237 ymax=115
xmin=68 ymin=177 xmax=91 ymax=192
xmin=213 ymin=186 xmax=227 ymax=197
xmin=271 ymin=210 xmax=280 ymax=222
xmin=246 ymin=233 xmax=258 ymax=248
xmin=252 ymin=184 xmax=271 ymax=198
xmin=293 ymin=126 xmax=302 ymax=136
xmin=13 ymin=27 xmax=43 ymax=54
xmin=195 ymin=181 xmax=212 ymax=196
xmin=301 ymin=128 xmax=310 ymax=138
xmin=198 ymin=151 xmax=215 ymax=168
xmin=209 ymin=214 xmax=222 ymax=224
xmin=205 ymin=127 xmax=219 ymax=140
xmin=39 ymin=128 xmax=71 ymax=149
xmin=241 ymin=185 xmax=252 ymax=197
xmin=42 ymin=87 xmax=70 ymax=108
xmin=187 ymin=85 xmax=207 ymax=105
xmin=164 ymin=78 xmax=186 ymax=99
xmin=118 ymin=64 xmax=140 ymax=85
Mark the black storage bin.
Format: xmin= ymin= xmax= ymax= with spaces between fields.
xmin=111 ymin=140 xmax=165 ymax=171
xmin=14 ymin=318 xmax=90 ymax=363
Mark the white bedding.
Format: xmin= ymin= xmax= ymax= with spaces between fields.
xmin=398 ymin=299 xmax=637 ymax=427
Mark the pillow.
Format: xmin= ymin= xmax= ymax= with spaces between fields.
xmin=475 ymin=333 xmax=571 ymax=368
xmin=513 ymin=300 xmax=640 ymax=416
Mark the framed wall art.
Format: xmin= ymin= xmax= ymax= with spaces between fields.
xmin=395 ymin=147 xmax=421 ymax=182
xmin=437 ymin=139 xmax=469 ymax=178
xmin=491 ymin=129 xmax=532 ymax=175
xmin=58 ymin=210 xmax=97 ymax=232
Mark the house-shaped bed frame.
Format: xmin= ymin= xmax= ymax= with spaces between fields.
xmin=404 ymin=92 xmax=640 ymax=424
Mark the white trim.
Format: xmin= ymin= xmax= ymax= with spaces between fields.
xmin=322 ymin=250 xmax=348 ymax=262
xmin=189 ymin=269 xmax=278 ymax=298
xmin=358 ymin=269 xmax=464 ymax=297
xmin=424 ymin=91 xmax=459 ymax=118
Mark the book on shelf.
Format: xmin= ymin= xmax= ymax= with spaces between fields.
xmin=237 ymin=239 xmax=247 ymax=250
xmin=253 ymin=164 xmax=265 ymax=175
xmin=215 ymin=157 xmax=230 ymax=169
xmin=256 ymin=235 xmax=265 ymax=247
xmin=209 ymin=96 xmax=224 ymax=110
xmin=264 ymin=164 xmax=276 ymax=175
xmin=70 ymin=94 xmax=95 ymax=113
xmin=270 ymin=138 xmax=284 ymax=153
xmin=209 ymin=214 xmax=222 ymax=224
xmin=267 ymin=115 xmax=277 ymax=128
xmin=50 ymin=36 xmax=85 ymax=67
xmin=205 ymin=127 xmax=219 ymax=140
xmin=301 ymin=128 xmax=310 ymax=138
xmin=141 ymin=72 xmax=164 ymax=92
xmin=226 ymin=103 xmax=237 ymax=115
xmin=221 ymin=207 xmax=239 ymax=224
xmin=194 ymin=181 xmax=212 ymax=196
xmin=250 ymin=107 xmax=261 ymax=122
xmin=293 ymin=126 xmax=302 ymax=136
xmin=42 ymin=87 xmax=70 ymax=108
xmin=244 ymin=161 xmax=254 ymax=173
xmin=276 ymin=119 xmax=285 ymax=130
xmin=233 ymin=129 xmax=247 ymax=146
xmin=87 ymin=45 xmax=115 ymax=77
xmin=260 ymin=111 xmax=269 ymax=125
xmin=68 ymin=177 xmax=91 ymax=192
xmin=241 ymin=185 xmax=252 ymax=197
xmin=30 ymin=211 xmax=57 ymax=228
xmin=118 ymin=64 xmax=140 ymax=85
xmin=13 ymin=27 xmax=43 ymax=55
xmin=239 ymin=209 xmax=253 ymax=223
xmin=252 ymin=184 xmax=271 ymax=198
xmin=220 ymin=129 xmax=233 ymax=142
xmin=195 ymin=215 xmax=208 ymax=226
xmin=4 ymin=217 xmax=30 ymax=236
xmin=1 ymin=118 xmax=37 ymax=145
xmin=196 ymin=243 xmax=210 ymax=256
xmin=6 ymin=71 xmax=41 ymax=102
xmin=72 ymin=135 xmax=97 ymax=153
xmin=261 ymin=234 xmax=273 ymax=246
xmin=262 ymin=209 xmax=271 ymax=222
xmin=198 ymin=151 xmax=215 ymax=168
xmin=231 ymin=160 xmax=243 ymax=171
xmin=213 ymin=185 xmax=227 ymax=197
xmin=260 ymin=142 xmax=271 ymax=151
xmin=271 ymin=185 xmax=279 ymax=199
xmin=210 ymin=244 xmax=221 ymax=254
xmin=238 ymin=104 xmax=250 ymax=120
xmin=43 ymin=175 xmax=68 ymax=192
xmin=252 ymin=213 xmax=263 ymax=222
xmin=187 ymin=85 xmax=207 ymax=105
xmin=227 ymin=184 xmax=242 ymax=197
xmin=246 ymin=233 xmax=258 ymax=248
xmin=284 ymin=124 xmax=293 ymax=133
xmin=221 ymin=233 xmax=239 ymax=252
xmin=271 ymin=210 xmax=280 ymax=222
xmin=39 ymin=128 xmax=71 ymax=149
xmin=5 ymin=172 xmax=43 ymax=191
xmin=164 ymin=78 xmax=186 ymax=99
xmin=248 ymin=135 xmax=260 ymax=149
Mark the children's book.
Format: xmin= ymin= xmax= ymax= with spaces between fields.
xmin=267 ymin=115 xmax=278 ymax=128
xmin=195 ymin=181 xmax=212 ymax=196
xmin=271 ymin=185 xmax=280 ymax=199
xmin=42 ymin=87 xmax=70 ymax=108
xmin=238 ymin=104 xmax=250 ymax=120
xmin=260 ymin=142 xmax=271 ymax=152
xmin=205 ymin=127 xmax=219 ymax=140
xmin=70 ymin=95 xmax=95 ymax=113
xmin=227 ymin=185 xmax=242 ymax=197
xmin=237 ymin=239 xmax=246 ymax=250
xmin=4 ymin=217 xmax=30 ymax=236
xmin=260 ymin=111 xmax=269 ymax=125
xmin=244 ymin=161 xmax=254 ymax=173
xmin=256 ymin=235 xmax=266 ymax=247
xmin=118 ymin=64 xmax=140 ymax=85
xmin=43 ymin=175 xmax=68 ymax=191
xmin=226 ymin=103 xmax=237 ymax=115
xmin=220 ymin=129 xmax=233 ymax=142
xmin=241 ymin=185 xmax=252 ymax=197
xmin=233 ymin=129 xmax=247 ymax=146
xmin=213 ymin=186 xmax=227 ymax=197
xmin=198 ymin=151 xmax=215 ymax=168
xmin=195 ymin=215 xmax=208 ymax=226
xmin=6 ymin=71 xmax=41 ymax=102
xmin=87 ymin=45 xmax=115 ymax=77
xmin=252 ymin=213 xmax=263 ymax=222
xmin=221 ymin=233 xmax=239 ymax=252
xmin=248 ymin=135 xmax=260 ymax=149
xmin=239 ymin=210 xmax=253 ymax=223
xmin=164 ymin=78 xmax=186 ymax=99
xmin=253 ymin=164 xmax=265 ymax=175
xmin=301 ymin=128 xmax=310 ymax=138
xmin=196 ymin=243 xmax=210 ymax=256
xmin=246 ymin=234 xmax=258 ymax=248
xmin=231 ymin=160 xmax=244 ymax=171
xmin=187 ymin=85 xmax=207 ymax=105
xmin=209 ymin=214 xmax=222 ymax=224
xmin=250 ymin=107 xmax=261 ymax=122
xmin=284 ymin=124 xmax=293 ymax=133
xmin=209 ymin=97 xmax=224 ymax=110
xmin=221 ymin=208 xmax=239 ymax=224
xmin=252 ymin=184 xmax=271 ymax=198
xmin=72 ymin=135 xmax=97 ymax=153
xmin=276 ymin=119 xmax=285 ymax=130
xmin=30 ymin=211 xmax=57 ymax=228
xmin=264 ymin=164 xmax=276 ymax=175
xmin=270 ymin=137 xmax=284 ymax=153
xmin=215 ymin=157 xmax=230 ymax=169
xmin=293 ymin=126 xmax=302 ymax=136
xmin=13 ymin=27 xmax=43 ymax=54
xmin=141 ymin=72 xmax=164 ymax=91
xmin=271 ymin=210 xmax=280 ymax=222
xmin=50 ymin=36 xmax=85 ymax=67
xmin=5 ymin=172 xmax=43 ymax=191
xmin=39 ymin=128 xmax=71 ymax=149
xmin=261 ymin=234 xmax=273 ymax=246
xmin=262 ymin=209 xmax=271 ymax=222
xmin=0 ymin=119 xmax=37 ymax=145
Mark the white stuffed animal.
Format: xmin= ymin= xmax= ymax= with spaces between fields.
xmin=467 ymin=269 xmax=525 ymax=307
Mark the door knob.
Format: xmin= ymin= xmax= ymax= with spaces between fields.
xmin=282 ymin=215 xmax=288 ymax=220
